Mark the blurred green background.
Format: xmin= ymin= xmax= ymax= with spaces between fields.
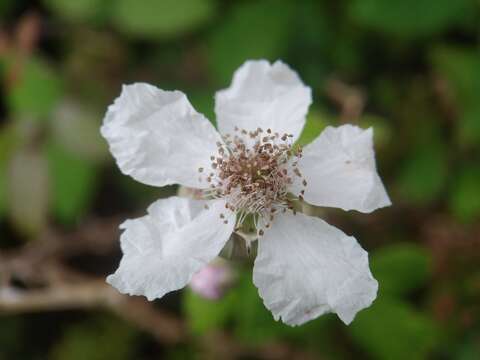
xmin=0 ymin=0 xmax=479 ymax=359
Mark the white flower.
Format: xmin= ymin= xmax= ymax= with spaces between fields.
xmin=101 ymin=60 xmax=391 ymax=326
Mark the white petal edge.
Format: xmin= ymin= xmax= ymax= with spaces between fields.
xmin=101 ymin=83 xmax=222 ymax=188
xmin=215 ymin=60 xmax=312 ymax=143
xmin=253 ymin=210 xmax=378 ymax=326
xmin=292 ymin=125 xmax=391 ymax=213
xmin=107 ymin=196 xmax=235 ymax=301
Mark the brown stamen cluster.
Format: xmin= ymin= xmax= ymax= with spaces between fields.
xmin=199 ymin=127 xmax=307 ymax=236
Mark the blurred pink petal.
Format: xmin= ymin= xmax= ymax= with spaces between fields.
xmin=189 ymin=261 xmax=233 ymax=300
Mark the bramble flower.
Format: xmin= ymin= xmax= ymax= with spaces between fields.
xmin=101 ymin=60 xmax=391 ymax=326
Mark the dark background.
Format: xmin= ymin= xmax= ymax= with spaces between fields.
xmin=0 ymin=0 xmax=479 ymax=359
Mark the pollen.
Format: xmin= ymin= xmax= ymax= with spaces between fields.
xmin=199 ymin=127 xmax=308 ymax=235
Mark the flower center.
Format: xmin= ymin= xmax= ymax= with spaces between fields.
xmin=198 ymin=127 xmax=307 ymax=235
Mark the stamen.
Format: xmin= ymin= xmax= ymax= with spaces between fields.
xmin=198 ymin=126 xmax=306 ymax=234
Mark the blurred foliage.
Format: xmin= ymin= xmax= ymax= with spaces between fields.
xmin=349 ymin=0 xmax=476 ymax=37
xmin=50 ymin=314 xmax=139 ymax=360
xmin=112 ymin=0 xmax=216 ymax=39
xmin=208 ymin=0 xmax=294 ymax=84
xmin=370 ymin=243 xmax=432 ymax=297
xmin=47 ymin=141 xmax=98 ymax=224
xmin=0 ymin=0 xmax=479 ymax=359
xmin=349 ymin=243 xmax=438 ymax=360
xmin=431 ymin=46 xmax=480 ymax=147
xmin=7 ymin=143 xmax=50 ymax=235
xmin=349 ymin=297 xmax=438 ymax=360
xmin=449 ymin=165 xmax=480 ymax=223
xmin=8 ymin=57 xmax=63 ymax=118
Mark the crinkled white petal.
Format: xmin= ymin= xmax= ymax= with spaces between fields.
xmin=253 ymin=211 xmax=378 ymax=326
xmin=292 ymin=125 xmax=391 ymax=213
xmin=215 ymin=60 xmax=312 ymax=142
xmin=101 ymin=83 xmax=222 ymax=188
xmin=107 ymin=196 xmax=235 ymax=300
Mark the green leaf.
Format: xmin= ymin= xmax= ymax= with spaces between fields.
xmin=296 ymin=110 xmax=330 ymax=146
xmin=430 ymin=46 xmax=480 ymax=146
xmin=358 ymin=115 xmax=393 ymax=149
xmin=0 ymin=125 xmax=20 ymax=218
xmin=349 ymin=0 xmax=475 ymax=37
xmin=430 ymin=46 xmax=480 ymax=106
xmin=183 ymin=288 xmax=237 ymax=335
xmin=7 ymin=146 xmax=50 ymax=236
xmin=455 ymin=336 xmax=480 ymax=360
xmin=47 ymin=142 xmax=97 ymax=224
xmin=397 ymin=139 xmax=448 ymax=205
xmin=0 ymin=167 xmax=6 ymax=218
xmin=0 ymin=316 xmax=25 ymax=359
xmin=449 ymin=165 xmax=480 ymax=223
xmin=232 ymin=271 xmax=296 ymax=345
xmin=349 ymin=298 xmax=439 ymax=360
xmin=208 ymin=0 xmax=294 ymax=84
xmin=371 ymin=243 xmax=432 ymax=297
xmin=0 ymin=0 xmax=14 ymax=18
xmin=8 ymin=57 xmax=63 ymax=118
xmin=51 ymin=315 xmax=138 ymax=360
xmin=51 ymin=100 xmax=108 ymax=163
xmin=458 ymin=106 xmax=480 ymax=147
xmin=44 ymin=0 xmax=106 ymax=23
xmin=188 ymin=92 xmax=215 ymax=126
xmin=111 ymin=0 xmax=215 ymax=39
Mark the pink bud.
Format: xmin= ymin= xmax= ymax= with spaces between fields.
xmin=189 ymin=261 xmax=233 ymax=300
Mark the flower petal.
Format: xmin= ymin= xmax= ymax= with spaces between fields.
xmin=101 ymin=83 xmax=222 ymax=188
xmin=107 ymin=196 xmax=235 ymax=300
xmin=215 ymin=60 xmax=312 ymax=142
xmin=253 ymin=211 xmax=378 ymax=326
xmin=293 ymin=125 xmax=391 ymax=213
